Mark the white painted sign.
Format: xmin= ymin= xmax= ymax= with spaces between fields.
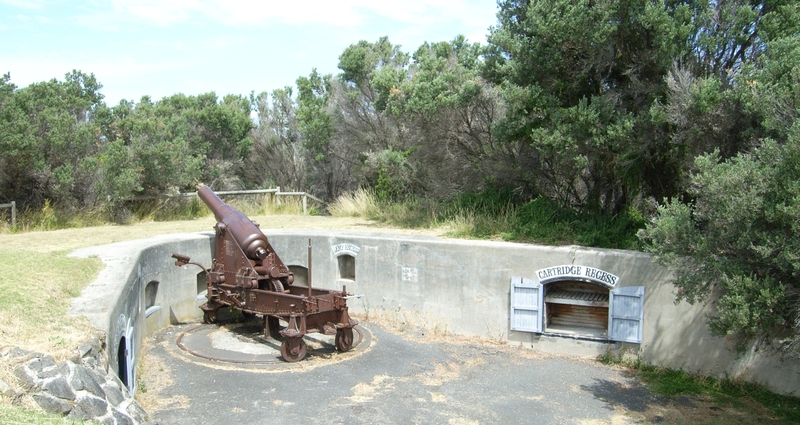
xmin=332 ymin=243 xmax=361 ymax=257
xmin=402 ymin=267 xmax=418 ymax=282
xmin=535 ymin=265 xmax=620 ymax=287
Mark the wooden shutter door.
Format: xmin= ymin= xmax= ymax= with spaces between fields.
xmin=608 ymin=286 xmax=645 ymax=343
xmin=510 ymin=276 xmax=542 ymax=333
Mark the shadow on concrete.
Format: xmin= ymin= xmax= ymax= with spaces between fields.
xmin=581 ymin=377 xmax=665 ymax=413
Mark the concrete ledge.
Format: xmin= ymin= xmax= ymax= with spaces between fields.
xmin=69 ymin=229 xmax=800 ymax=397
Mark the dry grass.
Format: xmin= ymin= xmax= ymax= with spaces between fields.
xmin=327 ymin=188 xmax=380 ymax=218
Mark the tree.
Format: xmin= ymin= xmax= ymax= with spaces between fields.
xmin=384 ymin=36 xmax=510 ymax=198
xmin=244 ymin=87 xmax=307 ymax=190
xmin=0 ymin=71 xmax=104 ymax=210
xmin=485 ymin=0 xmax=703 ymax=213
xmin=97 ymin=91 xmax=254 ymax=206
xmin=97 ymin=96 xmax=204 ymax=205
xmin=639 ymin=136 xmax=800 ymax=354
xmin=640 ymin=14 xmax=800 ymax=354
xmin=296 ymin=69 xmax=350 ymax=198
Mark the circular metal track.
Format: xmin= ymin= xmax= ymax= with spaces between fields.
xmin=176 ymin=323 xmax=365 ymax=365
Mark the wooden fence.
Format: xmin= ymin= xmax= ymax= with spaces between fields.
xmin=174 ymin=188 xmax=324 ymax=215
xmin=0 ymin=201 xmax=16 ymax=226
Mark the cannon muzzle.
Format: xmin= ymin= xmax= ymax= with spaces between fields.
xmin=197 ymin=186 xmax=269 ymax=260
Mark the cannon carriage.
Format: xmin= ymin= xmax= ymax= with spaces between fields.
xmin=171 ymin=186 xmax=357 ymax=362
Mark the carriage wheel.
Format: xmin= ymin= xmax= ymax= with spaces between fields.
xmin=335 ymin=327 xmax=354 ymax=352
xmin=280 ymin=337 xmax=306 ymax=362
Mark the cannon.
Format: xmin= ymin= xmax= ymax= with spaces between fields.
xmin=171 ymin=186 xmax=357 ymax=362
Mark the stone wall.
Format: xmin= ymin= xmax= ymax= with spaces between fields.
xmin=3 ymin=332 xmax=149 ymax=424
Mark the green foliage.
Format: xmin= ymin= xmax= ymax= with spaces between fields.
xmin=366 ymin=147 xmax=414 ymax=201
xmin=330 ymin=186 xmax=643 ymax=249
xmin=0 ymin=70 xmax=104 ymax=211
xmin=296 ymin=69 xmax=334 ymax=161
xmin=640 ymin=136 xmax=800 ymax=353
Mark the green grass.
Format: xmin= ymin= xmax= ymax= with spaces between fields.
xmin=0 ymin=405 xmax=91 ymax=424
xmin=329 ymin=187 xmax=645 ymax=249
xmin=620 ymin=362 xmax=800 ymax=424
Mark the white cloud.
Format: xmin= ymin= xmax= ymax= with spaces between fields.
xmin=2 ymin=0 xmax=47 ymax=9
xmin=105 ymin=0 xmax=494 ymax=31
xmin=1 ymin=55 xmax=184 ymax=87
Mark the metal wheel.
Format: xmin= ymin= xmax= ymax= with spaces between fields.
xmin=203 ymin=310 xmax=218 ymax=324
xmin=270 ymin=279 xmax=284 ymax=293
xmin=335 ymin=327 xmax=354 ymax=352
xmin=280 ymin=337 xmax=306 ymax=362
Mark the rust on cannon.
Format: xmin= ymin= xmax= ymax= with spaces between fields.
xmin=171 ymin=186 xmax=357 ymax=362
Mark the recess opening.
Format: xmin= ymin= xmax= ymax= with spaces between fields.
xmin=543 ymin=281 xmax=609 ymax=339
xmin=288 ymin=265 xmax=308 ymax=287
xmin=144 ymin=281 xmax=161 ymax=317
xmin=144 ymin=281 xmax=158 ymax=309
xmin=196 ymin=271 xmax=207 ymax=301
xmin=117 ymin=336 xmax=128 ymax=388
xmin=338 ymin=254 xmax=355 ymax=281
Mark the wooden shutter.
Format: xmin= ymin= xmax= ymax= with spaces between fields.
xmin=510 ymin=276 xmax=542 ymax=333
xmin=608 ymin=286 xmax=645 ymax=343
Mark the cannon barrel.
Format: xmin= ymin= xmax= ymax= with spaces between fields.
xmin=197 ymin=186 xmax=269 ymax=260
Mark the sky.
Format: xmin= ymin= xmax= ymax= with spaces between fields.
xmin=1 ymin=0 xmax=499 ymax=106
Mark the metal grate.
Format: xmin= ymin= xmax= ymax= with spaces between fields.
xmin=545 ymin=289 xmax=609 ymax=306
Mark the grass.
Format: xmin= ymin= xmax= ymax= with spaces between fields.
xmin=328 ymin=187 xmax=644 ymax=249
xmin=605 ymin=358 xmax=800 ymax=424
xmin=0 ymin=193 xmax=319 ymax=235
xmin=0 ymin=404 xmax=90 ymax=424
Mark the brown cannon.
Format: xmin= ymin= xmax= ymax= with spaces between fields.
xmin=171 ymin=186 xmax=357 ymax=362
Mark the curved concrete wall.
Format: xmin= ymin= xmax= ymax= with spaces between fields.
xmin=69 ymin=230 xmax=800 ymax=397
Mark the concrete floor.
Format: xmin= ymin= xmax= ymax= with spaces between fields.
xmin=139 ymin=318 xmax=653 ymax=425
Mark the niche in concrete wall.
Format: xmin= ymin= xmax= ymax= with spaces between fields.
xmin=338 ymin=255 xmax=355 ymax=281
xmin=332 ymin=243 xmax=360 ymax=282
xmin=289 ymin=265 xmax=308 ymax=286
xmin=144 ymin=281 xmax=160 ymax=317
xmin=196 ymin=271 xmax=207 ymax=302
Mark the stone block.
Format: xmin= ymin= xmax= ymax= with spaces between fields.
xmin=37 ymin=364 xmax=62 ymax=380
xmin=0 ymin=378 xmax=17 ymax=398
xmin=123 ymin=399 xmax=149 ymax=422
xmin=42 ymin=376 xmax=76 ymax=401
xmin=32 ymin=392 xmax=72 ymax=415
xmin=74 ymin=394 xmax=109 ymax=418
xmin=103 ymin=382 xmax=126 ymax=407
xmin=27 ymin=355 xmax=56 ymax=373
xmin=13 ymin=364 xmax=37 ymax=391
xmin=111 ymin=407 xmax=136 ymax=425
xmin=70 ymin=364 xmax=107 ymax=399
xmin=6 ymin=347 xmax=35 ymax=360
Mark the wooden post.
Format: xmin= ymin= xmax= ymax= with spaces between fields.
xmin=276 ymin=186 xmax=281 ymax=207
xmin=302 ymin=194 xmax=307 ymax=215
xmin=10 ymin=201 xmax=15 ymax=227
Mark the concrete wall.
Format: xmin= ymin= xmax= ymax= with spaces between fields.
xmin=69 ymin=233 xmax=213 ymax=394
xmin=70 ymin=230 xmax=800 ymax=397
